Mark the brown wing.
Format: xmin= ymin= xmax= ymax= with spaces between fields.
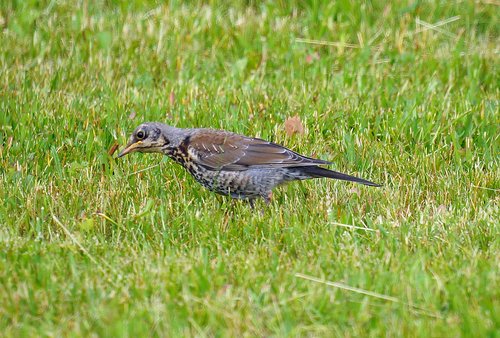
xmin=187 ymin=129 xmax=331 ymax=171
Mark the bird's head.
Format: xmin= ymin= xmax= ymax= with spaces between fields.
xmin=118 ymin=122 xmax=181 ymax=157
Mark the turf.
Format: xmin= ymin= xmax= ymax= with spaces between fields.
xmin=0 ymin=0 xmax=498 ymax=336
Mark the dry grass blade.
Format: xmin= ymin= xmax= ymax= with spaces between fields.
xmin=95 ymin=212 xmax=120 ymax=226
xmin=127 ymin=163 xmax=162 ymax=176
xmin=295 ymin=273 xmax=443 ymax=318
xmin=417 ymin=19 xmax=457 ymax=38
xmin=329 ymin=221 xmax=379 ymax=232
xmin=411 ymin=16 xmax=460 ymax=38
xmin=52 ymin=214 xmax=121 ymax=286
xmin=480 ymin=0 xmax=500 ymax=4
xmin=295 ymin=273 xmax=399 ymax=302
xmin=471 ymin=185 xmax=499 ymax=192
xmin=295 ymin=38 xmax=359 ymax=49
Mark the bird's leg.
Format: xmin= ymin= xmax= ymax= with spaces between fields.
xmin=263 ymin=191 xmax=273 ymax=205
xmin=252 ymin=192 xmax=273 ymax=215
xmin=248 ymin=198 xmax=256 ymax=209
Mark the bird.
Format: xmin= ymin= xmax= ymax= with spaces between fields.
xmin=118 ymin=122 xmax=381 ymax=207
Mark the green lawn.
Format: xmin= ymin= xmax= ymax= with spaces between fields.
xmin=0 ymin=0 xmax=498 ymax=336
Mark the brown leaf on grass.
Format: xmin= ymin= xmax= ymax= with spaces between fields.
xmin=169 ymin=90 xmax=175 ymax=105
xmin=108 ymin=142 xmax=119 ymax=156
xmin=305 ymin=52 xmax=320 ymax=64
xmin=217 ymin=284 xmax=232 ymax=297
xmin=128 ymin=111 xmax=136 ymax=120
xmin=284 ymin=115 xmax=304 ymax=136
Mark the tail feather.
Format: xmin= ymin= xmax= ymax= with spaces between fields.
xmin=297 ymin=166 xmax=382 ymax=187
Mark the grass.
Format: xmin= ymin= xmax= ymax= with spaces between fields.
xmin=0 ymin=0 xmax=498 ymax=336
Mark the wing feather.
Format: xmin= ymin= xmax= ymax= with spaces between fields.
xmin=188 ymin=129 xmax=330 ymax=171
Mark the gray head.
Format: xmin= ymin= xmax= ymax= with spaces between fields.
xmin=118 ymin=122 xmax=185 ymax=157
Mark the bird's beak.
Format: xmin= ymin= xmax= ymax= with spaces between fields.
xmin=118 ymin=141 xmax=142 ymax=158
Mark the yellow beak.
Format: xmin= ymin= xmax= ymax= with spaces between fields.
xmin=118 ymin=141 xmax=143 ymax=158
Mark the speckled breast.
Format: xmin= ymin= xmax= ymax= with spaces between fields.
xmin=164 ymin=150 xmax=252 ymax=198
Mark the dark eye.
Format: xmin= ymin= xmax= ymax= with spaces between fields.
xmin=136 ymin=130 xmax=145 ymax=139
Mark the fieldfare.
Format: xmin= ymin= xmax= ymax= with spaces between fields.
xmin=119 ymin=122 xmax=381 ymax=206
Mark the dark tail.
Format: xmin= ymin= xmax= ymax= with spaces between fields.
xmin=297 ymin=166 xmax=382 ymax=187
